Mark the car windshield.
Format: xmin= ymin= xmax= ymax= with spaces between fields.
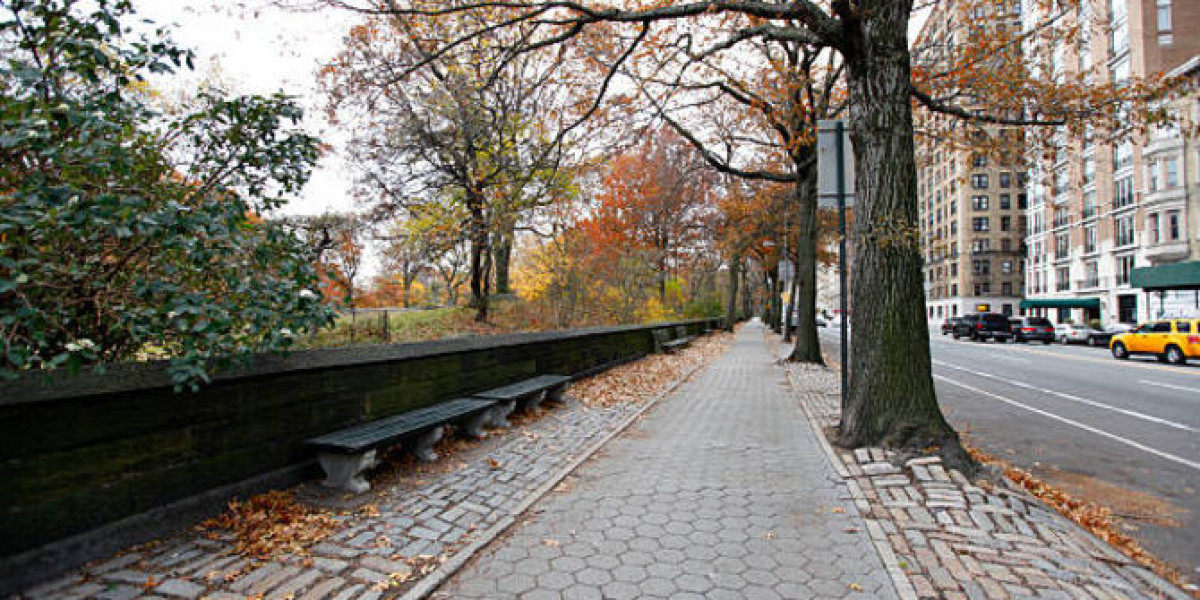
xmin=1027 ymin=318 xmax=1052 ymax=326
xmin=982 ymin=315 xmax=1008 ymax=325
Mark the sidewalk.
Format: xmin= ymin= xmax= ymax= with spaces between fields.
xmin=434 ymin=319 xmax=898 ymax=599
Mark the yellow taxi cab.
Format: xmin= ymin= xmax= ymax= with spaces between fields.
xmin=1110 ymin=318 xmax=1200 ymax=364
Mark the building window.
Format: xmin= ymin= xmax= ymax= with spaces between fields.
xmin=1114 ymin=175 xmax=1134 ymax=208
xmin=1002 ymin=283 xmax=1013 ymax=296
xmin=973 ymin=259 xmax=990 ymax=275
xmin=1165 ymin=157 xmax=1179 ymax=188
xmin=1115 ymin=215 xmax=1135 ymax=247
xmin=1169 ymin=211 xmax=1181 ymax=240
xmin=951 ymin=262 xmax=958 ymax=276
xmin=1082 ymin=157 xmax=1095 ymax=185
xmin=1002 ymin=260 xmax=1013 ymax=274
xmin=951 ymin=284 xmax=958 ymax=296
xmin=1147 ymin=160 xmax=1159 ymax=192
xmin=1114 ymin=139 xmax=1133 ymax=171
xmin=972 ymin=239 xmax=990 ymax=253
xmin=1084 ymin=225 xmax=1097 ymax=253
xmin=1052 ymin=168 xmax=1068 ymax=195
xmin=1018 ymin=193 xmax=1028 ymax=209
xmin=1001 ymin=238 xmax=1012 ymax=252
xmin=1055 ymin=233 xmax=1069 ymax=259
xmin=999 ymin=194 xmax=1011 ymax=210
xmin=999 ymin=172 xmax=1012 ymax=188
xmin=950 ymin=200 xmax=957 ymax=214
xmin=951 ymin=221 xmax=958 ymax=235
xmin=972 ymin=195 xmax=989 ymax=210
xmin=973 ymin=217 xmax=990 ymax=232
xmin=1150 ymin=212 xmax=1161 ymax=243
xmin=1001 ymin=216 xmax=1011 ymax=231
xmin=1082 ymin=190 xmax=1097 ymax=218
xmin=972 ymin=153 xmax=988 ymax=168
xmin=1116 ymin=255 xmax=1134 ymax=286
xmin=1157 ymin=0 xmax=1172 ymax=32
xmin=1056 ymin=266 xmax=1070 ymax=292
xmin=971 ymin=174 xmax=989 ymax=189
xmin=1084 ymin=260 xmax=1099 ymax=288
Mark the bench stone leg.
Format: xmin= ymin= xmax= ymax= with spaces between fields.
xmin=317 ymin=450 xmax=377 ymax=494
xmin=519 ymin=392 xmax=544 ymax=412
xmin=545 ymin=383 xmax=567 ymax=404
xmin=487 ymin=400 xmax=516 ymax=428
xmin=413 ymin=426 xmax=444 ymax=462
xmin=460 ymin=411 xmax=490 ymax=439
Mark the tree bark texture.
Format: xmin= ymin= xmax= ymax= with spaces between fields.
xmin=835 ymin=0 xmax=969 ymax=469
xmin=725 ymin=251 xmax=740 ymax=331
xmin=788 ymin=170 xmax=824 ymax=364
xmin=493 ymin=223 xmax=513 ymax=295
xmin=467 ymin=197 xmax=490 ymax=322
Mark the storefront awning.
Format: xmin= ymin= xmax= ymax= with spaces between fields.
xmin=1019 ymin=298 xmax=1101 ymax=310
xmin=1131 ymin=261 xmax=1200 ymax=291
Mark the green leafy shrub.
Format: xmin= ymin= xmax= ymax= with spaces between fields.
xmin=1 ymin=0 xmax=334 ymax=388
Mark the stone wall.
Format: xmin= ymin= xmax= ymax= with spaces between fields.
xmin=0 ymin=319 xmax=720 ymax=586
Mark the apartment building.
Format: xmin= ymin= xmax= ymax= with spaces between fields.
xmin=1023 ymin=0 xmax=1200 ymax=326
xmin=917 ymin=1 xmax=1028 ymax=323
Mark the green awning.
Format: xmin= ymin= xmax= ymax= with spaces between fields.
xmin=1019 ymin=298 xmax=1101 ymax=310
xmin=1131 ymin=261 xmax=1200 ymax=291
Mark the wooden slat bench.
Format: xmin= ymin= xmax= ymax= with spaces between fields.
xmin=304 ymin=397 xmax=496 ymax=493
xmin=471 ymin=374 xmax=571 ymax=421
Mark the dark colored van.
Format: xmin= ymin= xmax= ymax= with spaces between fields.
xmin=953 ymin=313 xmax=1013 ymax=342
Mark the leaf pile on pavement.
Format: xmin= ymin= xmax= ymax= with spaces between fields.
xmin=198 ymin=490 xmax=342 ymax=560
xmin=963 ymin=443 xmax=1196 ymax=596
xmin=570 ymin=330 xmax=733 ymax=408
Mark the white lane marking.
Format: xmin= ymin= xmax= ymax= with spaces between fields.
xmin=1138 ymin=380 xmax=1200 ymax=395
xmin=933 ymin=374 xmax=1200 ymax=472
xmin=933 ymin=360 xmax=1200 ymax=434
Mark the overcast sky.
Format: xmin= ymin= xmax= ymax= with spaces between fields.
xmin=135 ymin=0 xmax=360 ymax=218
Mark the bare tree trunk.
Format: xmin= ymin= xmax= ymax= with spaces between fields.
xmin=835 ymin=0 xmax=970 ymax=470
xmin=467 ymin=197 xmax=489 ymax=322
xmin=788 ymin=168 xmax=825 ymax=364
xmin=493 ymin=222 xmax=513 ymax=295
xmin=725 ymin=251 xmax=740 ymax=331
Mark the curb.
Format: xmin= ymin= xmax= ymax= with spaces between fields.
xmin=400 ymin=350 xmax=716 ymax=600
xmin=780 ymin=360 xmax=921 ymax=600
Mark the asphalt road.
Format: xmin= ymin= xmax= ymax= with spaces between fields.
xmin=814 ymin=325 xmax=1200 ymax=582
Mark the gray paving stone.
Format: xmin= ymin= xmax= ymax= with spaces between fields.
xmin=438 ymin=323 xmax=898 ymax=599
xmin=154 ymin=578 xmax=205 ymax=598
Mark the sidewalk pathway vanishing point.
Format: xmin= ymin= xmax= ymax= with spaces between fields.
xmin=434 ymin=319 xmax=898 ymax=599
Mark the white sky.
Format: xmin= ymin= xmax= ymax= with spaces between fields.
xmin=135 ymin=0 xmax=361 ymax=219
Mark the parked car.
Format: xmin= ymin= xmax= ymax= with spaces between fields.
xmin=1054 ymin=323 xmax=1098 ymax=344
xmin=952 ymin=313 xmax=1013 ymax=342
xmin=1081 ymin=323 xmax=1134 ymax=347
xmin=1009 ymin=317 xmax=1055 ymax=344
xmin=1110 ymin=318 xmax=1200 ymax=364
xmin=941 ymin=317 xmax=963 ymax=335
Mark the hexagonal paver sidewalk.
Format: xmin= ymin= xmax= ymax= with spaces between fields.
xmin=434 ymin=320 xmax=898 ymax=599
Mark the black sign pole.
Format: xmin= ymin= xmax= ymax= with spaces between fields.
xmin=836 ymin=122 xmax=850 ymax=415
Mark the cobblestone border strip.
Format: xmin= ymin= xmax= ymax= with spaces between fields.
xmin=782 ymin=364 xmax=921 ymax=600
xmin=784 ymin=360 xmax=1192 ymax=600
xmin=399 ymin=356 xmax=715 ymax=600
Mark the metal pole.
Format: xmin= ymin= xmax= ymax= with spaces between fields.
xmin=836 ymin=121 xmax=849 ymax=413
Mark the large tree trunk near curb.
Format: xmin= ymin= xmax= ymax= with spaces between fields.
xmin=788 ymin=169 xmax=824 ymax=365
xmin=725 ymin=251 xmax=740 ymax=331
xmin=835 ymin=0 xmax=970 ymax=471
